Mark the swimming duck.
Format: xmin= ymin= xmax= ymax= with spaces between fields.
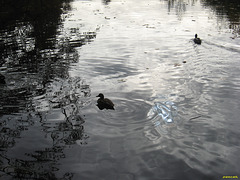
xmin=194 ymin=34 xmax=201 ymax=45
xmin=96 ymin=93 xmax=114 ymax=110
xmin=0 ymin=74 xmax=5 ymax=84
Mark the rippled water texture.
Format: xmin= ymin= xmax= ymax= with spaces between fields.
xmin=0 ymin=0 xmax=240 ymax=179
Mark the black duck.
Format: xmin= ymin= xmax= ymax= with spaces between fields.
xmin=194 ymin=34 xmax=201 ymax=45
xmin=96 ymin=93 xmax=114 ymax=110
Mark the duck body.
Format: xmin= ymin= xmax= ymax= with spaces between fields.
xmin=194 ymin=34 xmax=201 ymax=45
xmin=96 ymin=93 xmax=114 ymax=110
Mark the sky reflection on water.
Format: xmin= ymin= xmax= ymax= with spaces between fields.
xmin=0 ymin=0 xmax=240 ymax=179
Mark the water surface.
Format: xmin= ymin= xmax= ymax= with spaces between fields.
xmin=0 ymin=0 xmax=240 ymax=179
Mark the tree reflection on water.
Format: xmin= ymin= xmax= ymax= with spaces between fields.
xmin=0 ymin=77 xmax=90 ymax=178
xmin=102 ymin=0 xmax=111 ymax=5
xmin=0 ymin=0 xmax=95 ymax=179
xmin=202 ymin=0 xmax=240 ymax=35
xmin=166 ymin=0 xmax=240 ymax=35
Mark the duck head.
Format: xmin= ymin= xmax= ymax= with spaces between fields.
xmin=96 ymin=93 xmax=104 ymax=99
xmin=195 ymin=34 xmax=198 ymax=38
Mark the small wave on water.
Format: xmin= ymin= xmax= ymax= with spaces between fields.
xmin=33 ymin=76 xmax=91 ymax=112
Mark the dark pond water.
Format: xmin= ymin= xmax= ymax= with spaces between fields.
xmin=1 ymin=0 xmax=240 ymax=179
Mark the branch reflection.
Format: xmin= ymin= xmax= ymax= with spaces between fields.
xmin=0 ymin=0 xmax=93 ymax=179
